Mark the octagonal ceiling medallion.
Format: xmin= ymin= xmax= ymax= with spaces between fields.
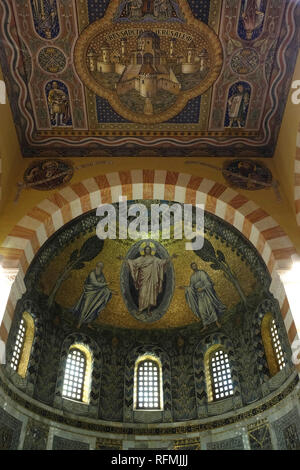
xmin=74 ymin=0 xmax=223 ymax=123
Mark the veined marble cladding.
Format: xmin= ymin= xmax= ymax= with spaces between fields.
xmin=23 ymin=418 xmax=49 ymax=450
xmin=0 ymin=407 xmax=22 ymax=450
xmin=206 ymin=436 xmax=244 ymax=450
xmin=173 ymin=437 xmax=201 ymax=450
xmin=248 ymin=423 xmax=273 ymax=450
xmin=272 ymin=407 xmax=300 ymax=450
xmin=52 ymin=435 xmax=90 ymax=450
xmin=96 ymin=437 xmax=122 ymax=450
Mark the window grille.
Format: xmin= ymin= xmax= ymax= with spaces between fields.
xmin=62 ymin=348 xmax=87 ymax=402
xmin=271 ymin=319 xmax=285 ymax=370
xmin=210 ymin=349 xmax=234 ymax=401
xmin=10 ymin=318 xmax=26 ymax=371
xmin=136 ymin=359 xmax=160 ymax=409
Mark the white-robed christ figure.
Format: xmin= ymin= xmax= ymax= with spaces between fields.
xmin=119 ymin=244 xmax=176 ymax=314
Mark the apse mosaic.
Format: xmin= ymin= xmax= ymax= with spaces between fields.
xmin=0 ymin=0 xmax=298 ymax=157
xmin=25 ymin=201 xmax=270 ymax=331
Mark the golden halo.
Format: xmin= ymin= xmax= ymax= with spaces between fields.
xmin=139 ymin=241 xmax=156 ymax=256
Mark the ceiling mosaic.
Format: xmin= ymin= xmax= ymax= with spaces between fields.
xmin=25 ymin=202 xmax=271 ymax=331
xmin=0 ymin=0 xmax=298 ymax=157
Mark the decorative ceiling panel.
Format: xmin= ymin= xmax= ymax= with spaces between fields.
xmin=0 ymin=0 xmax=299 ymax=158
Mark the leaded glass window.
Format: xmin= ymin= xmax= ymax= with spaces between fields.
xmin=136 ymin=359 xmax=160 ymax=410
xmin=62 ymin=348 xmax=86 ymax=402
xmin=10 ymin=318 xmax=26 ymax=371
xmin=271 ymin=319 xmax=285 ymax=370
xmin=210 ymin=349 xmax=234 ymax=401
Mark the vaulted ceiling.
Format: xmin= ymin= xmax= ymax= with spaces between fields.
xmin=0 ymin=0 xmax=299 ymax=159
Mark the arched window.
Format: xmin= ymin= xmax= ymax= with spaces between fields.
xmin=261 ymin=313 xmax=286 ymax=377
xmin=205 ymin=346 xmax=234 ymax=402
xmin=134 ymin=355 xmax=163 ymax=410
xmin=10 ymin=312 xmax=35 ymax=378
xmin=62 ymin=344 xmax=92 ymax=404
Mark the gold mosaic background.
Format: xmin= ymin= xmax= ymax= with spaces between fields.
xmin=40 ymin=229 xmax=257 ymax=330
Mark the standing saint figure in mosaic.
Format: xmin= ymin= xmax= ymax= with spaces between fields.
xmin=182 ymin=262 xmax=226 ymax=329
xmin=47 ymin=81 xmax=70 ymax=127
xmin=72 ymin=262 xmax=114 ymax=327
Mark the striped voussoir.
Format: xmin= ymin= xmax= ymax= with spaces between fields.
xmin=0 ymin=170 xmax=297 ymax=346
xmin=295 ymin=124 xmax=300 ymax=226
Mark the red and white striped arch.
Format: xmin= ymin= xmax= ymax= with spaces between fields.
xmin=295 ymin=124 xmax=300 ymax=226
xmin=0 ymin=170 xmax=298 ymax=348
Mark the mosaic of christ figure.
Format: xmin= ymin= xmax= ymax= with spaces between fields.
xmin=118 ymin=243 xmax=176 ymax=315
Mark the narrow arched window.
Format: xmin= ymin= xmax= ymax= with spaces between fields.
xmin=134 ymin=355 xmax=163 ymax=410
xmin=10 ymin=312 xmax=35 ymax=378
xmin=205 ymin=346 xmax=234 ymax=402
xmin=10 ymin=318 xmax=25 ymax=372
xmin=261 ymin=313 xmax=286 ymax=376
xmin=270 ymin=319 xmax=285 ymax=370
xmin=62 ymin=344 xmax=92 ymax=404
